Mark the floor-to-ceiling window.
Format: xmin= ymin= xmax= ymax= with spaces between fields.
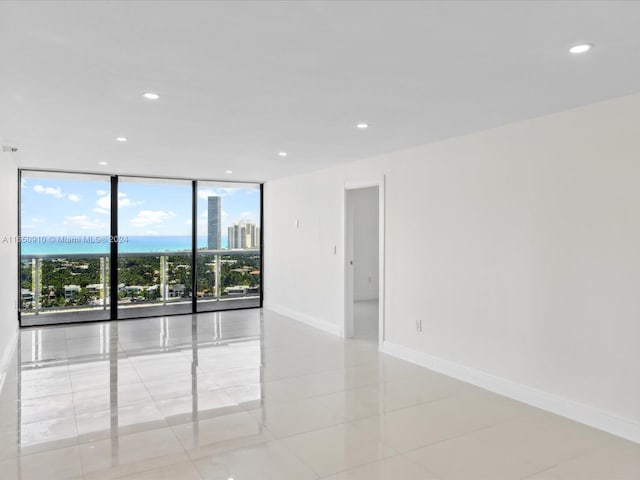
xmin=117 ymin=177 xmax=193 ymax=319
xmin=18 ymin=170 xmax=262 ymax=326
xmin=19 ymin=171 xmax=112 ymax=326
xmin=196 ymin=182 xmax=262 ymax=312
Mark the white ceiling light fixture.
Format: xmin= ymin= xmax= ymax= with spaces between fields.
xmin=278 ymin=151 xmax=287 ymax=157
xmin=143 ymin=92 xmax=160 ymax=100
xmin=116 ymin=137 xmax=128 ymax=142
xmin=569 ymin=43 xmax=593 ymax=54
xmin=225 ymin=170 xmax=233 ymax=174
xmin=356 ymin=123 xmax=369 ymax=129
xmin=98 ymin=161 xmax=108 ymax=165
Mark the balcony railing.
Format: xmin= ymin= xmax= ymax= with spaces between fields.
xmin=20 ymin=249 xmax=261 ymax=318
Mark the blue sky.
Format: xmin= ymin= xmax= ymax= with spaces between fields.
xmin=21 ymin=175 xmax=260 ymax=237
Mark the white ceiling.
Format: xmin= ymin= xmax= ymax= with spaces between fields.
xmin=1 ymin=1 xmax=640 ymax=182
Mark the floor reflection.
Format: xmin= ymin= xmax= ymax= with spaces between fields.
xmin=3 ymin=309 xmax=637 ymax=480
xmin=14 ymin=310 xmax=264 ymax=473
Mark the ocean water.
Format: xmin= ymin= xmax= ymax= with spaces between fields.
xmin=19 ymin=236 xmax=229 ymax=256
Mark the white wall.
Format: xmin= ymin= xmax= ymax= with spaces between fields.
xmin=264 ymin=93 xmax=640 ymax=442
xmin=0 ymin=146 xmax=19 ymax=386
xmin=349 ymin=187 xmax=379 ymax=301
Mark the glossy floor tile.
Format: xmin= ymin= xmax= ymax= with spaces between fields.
xmin=0 ymin=308 xmax=638 ymax=479
xmin=353 ymin=299 xmax=378 ymax=342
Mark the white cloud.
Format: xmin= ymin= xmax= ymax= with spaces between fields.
xmin=33 ymin=184 xmax=82 ymax=202
xmin=93 ymin=207 xmax=109 ymax=215
xmin=129 ymin=210 xmax=175 ymax=228
xmin=63 ymin=215 xmax=107 ymax=231
xmin=96 ymin=192 xmax=142 ymax=210
xmin=197 ymin=188 xmax=237 ymax=200
xmin=222 ymin=209 xmax=229 ymax=217
xmin=96 ymin=190 xmax=107 ymax=196
xmin=240 ymin=211 xmax=257 ymax=220
xmin=33 ymin=185 xmax=64 ymax=198
xmin=31 ymin=217 xmax=46 ymax=224
xmin=96 ymin=195 xmax=110 ymax=210
xmin=65 ymin=215 xmax=87 ymax=222
xmin=119 ymin=192 xmax=142 ymax=208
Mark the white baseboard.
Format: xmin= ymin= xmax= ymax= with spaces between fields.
xmin=264 ymin=303 xmax=343 ymax=337
xmin=381 ymin=341 xmax=640 ymax=445
xmin=0 ymin=327 xmax=18 ymax=392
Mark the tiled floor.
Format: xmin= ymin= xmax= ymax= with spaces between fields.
xmin=0 ymin=309 xmax=638 ymax=479
xmin=353 ymin=300 xmax=378 ymax=343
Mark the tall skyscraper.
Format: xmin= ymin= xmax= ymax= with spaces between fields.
xmin=228 ymin=220 xmax=260 ymax=249
xmin=207 ymin=196 xmax=221 ymax=249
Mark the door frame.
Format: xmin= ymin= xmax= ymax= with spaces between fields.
xmin=343 ymin=176 xmax=385 ymax=349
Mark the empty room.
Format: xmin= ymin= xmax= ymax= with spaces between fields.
xmin=0 ymin=1 xmax=639 ymax=479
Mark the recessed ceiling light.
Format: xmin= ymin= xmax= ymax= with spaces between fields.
xmin=356 ymin=123 xmax=369 ymax=129
xmin=278 ymin=151 xmax=288 ymax=157
xmin=569 ymin=43 xmax=592 ymax=54
xmin=143 ymin=92 xmax=160 ymax=100
xmin=116 ymin=137 xmax=128 ymax=142
xmin=98 ymin=161 xmax=108 ymax=165
xmin=225 ymin=170 xmax=232 ymax=174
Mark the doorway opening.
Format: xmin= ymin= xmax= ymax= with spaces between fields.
xmin=344 ymin=179 xmax=384 ymax=347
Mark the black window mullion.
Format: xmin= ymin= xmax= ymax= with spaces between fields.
xmin=191 ymin=180 xmax=197 ymax=313
xmin=259 ymin=183 xmax=264 ymax=308
xmin=110 ymin=175 xmax=118 ymax=320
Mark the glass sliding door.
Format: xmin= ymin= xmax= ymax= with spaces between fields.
xmin=117 ymin=177 xmax=193 ymax=319
xmin=196 ymin=182 xmax=261 ymax=312
xmin=19 ymin=171 xmax=112 ymax=326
